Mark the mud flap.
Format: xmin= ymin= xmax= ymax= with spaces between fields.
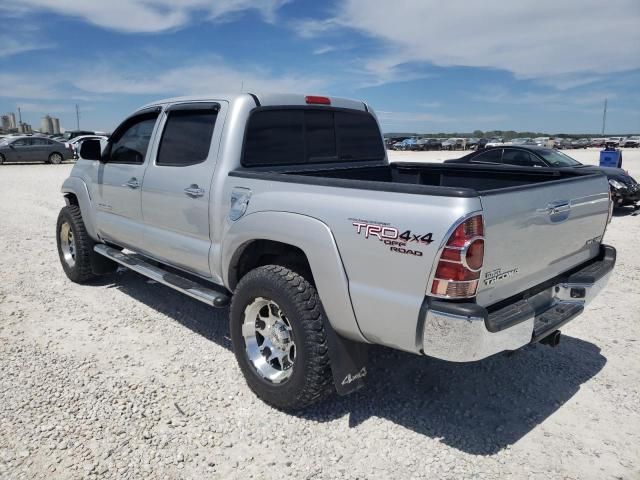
xmin=323 ymin=320 xmax=369 ymax=396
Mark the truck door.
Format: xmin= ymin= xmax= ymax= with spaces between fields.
xmin=92 ymin=108 xmax=161 ymax=249
xmin=140 ymin=102 xmax=224 ymax=278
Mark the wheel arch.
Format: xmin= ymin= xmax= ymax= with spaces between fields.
xmin=61 ymin=177 xmax=98 ymax=241
xmin=222 ymin=211 xmax=366 ymax=343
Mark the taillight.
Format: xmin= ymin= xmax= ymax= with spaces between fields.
xmin=305 ymin=95 xmax=331 ymax=105
xmin=430 ymin=215 xmax=484 ymax=299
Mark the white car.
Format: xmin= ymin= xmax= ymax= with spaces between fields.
xmin=65 ymin=135 xmax=108 ymax=157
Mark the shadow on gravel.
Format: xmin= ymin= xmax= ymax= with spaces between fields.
xmin=107 ymin=270 xmax=606 ymax=455
xmin=613 ymin=206 xmax=639 ymax=217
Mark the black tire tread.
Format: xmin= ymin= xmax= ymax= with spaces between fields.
xmin=56 ymin=205 xmax=96 ymax=283
xmin=230 ymin=265 xmax=333 ymax=410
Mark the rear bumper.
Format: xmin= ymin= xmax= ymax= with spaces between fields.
xmin=421 ymin=244 xmax=615 ymax=362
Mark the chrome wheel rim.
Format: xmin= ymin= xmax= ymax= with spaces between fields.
xmin=51 ymin=153 xmax=62 ymax=164
xmin=59 ymin=221 xmax=76 ymax=267
xmin=242 ymin=297 xmax=296 ymax=383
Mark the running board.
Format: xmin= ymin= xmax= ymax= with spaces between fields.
xmin=94 ymin=244 xmax=230 ymax=307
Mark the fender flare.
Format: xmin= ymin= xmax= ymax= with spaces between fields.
xmin=222 ymin=211 xmax=367 ymax=344
xmin=61 ymin=177 xmax=98 ymax=241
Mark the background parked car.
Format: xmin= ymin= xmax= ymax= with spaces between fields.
xmin=445 ymin=145 xmax=640 ymax=208
xmin=0 ymin=136 xmax=73 ymax=164
xmin=571 ymin=138 xmax=590 ymax=149
xmin=423 ymin=138 xmax=442 ymax=150
xmin=65 ymin=135 xmax=109 ymax=158
xmin=622 ymin=136 xmax=639 ymax=148
xmin=554 ymin=138 xmax=573 ymax=149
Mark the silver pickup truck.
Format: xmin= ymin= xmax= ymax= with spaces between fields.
xmin=57 ymin=93 xmax=616 ymax=410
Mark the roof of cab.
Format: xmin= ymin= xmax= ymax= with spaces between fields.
xmin=138 ymin=92 xmax=368 ymax=112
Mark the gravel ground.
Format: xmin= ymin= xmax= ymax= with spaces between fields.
xmin=1 ymin=150 xmax=639 ymax=479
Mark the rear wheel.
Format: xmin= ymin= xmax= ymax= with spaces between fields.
xmin=56 ymin=205 xmax=97 ymax=283
xmin=0 ymin=153 xmax=4 ymax=165
xmin=49 ymin=152 xmax=63 ymax=164
xmin=230 ymin=265 xmax=333 ymax=410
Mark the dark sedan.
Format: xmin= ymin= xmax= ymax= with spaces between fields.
xmin=0 ymin=136 xmax=73 ymax=165
xmin=445 ymin=145 xmax=640 ymax=208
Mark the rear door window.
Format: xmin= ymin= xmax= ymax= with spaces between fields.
xmin=157 ymin=108 xmax=218 ymax=166
xmin=471 ymin=148 xmax=502 ymax=163
xmin=242 ymin=108 xmax=384 ymax=167
xmin=502 ymin=149 xmax=545 ymax=167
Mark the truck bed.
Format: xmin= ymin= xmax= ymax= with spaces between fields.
xmin=231 ymin=162 xmax=603 ymax=197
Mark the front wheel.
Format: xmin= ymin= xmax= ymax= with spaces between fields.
xmin=56 ymin=205 xmax=97 ymax=283
xmin=230 ymin=265 xmax=333 ymax=410
xmin=0 ymin=153 xmax=5 ymax=165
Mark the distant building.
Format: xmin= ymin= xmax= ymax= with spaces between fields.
xmin=1 ymin=115 xmax=10 ymax=131
xmin=19 ymin=122 xmax=33 ymax=134
xmin=52 ymin=117 xmax=61 ymax=135
xmin=8 ymin=112 xmax=16 ymax=129
xmin=40 ymin=115 xmax=54 ymax=134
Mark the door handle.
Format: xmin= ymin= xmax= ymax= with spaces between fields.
xmin=184 ymin=184 xmax=205 ymax=197
xmin=123 ymin=178 xmax=140 ymax=189
xmin=546 ymin=202 xmax=571 ymax=215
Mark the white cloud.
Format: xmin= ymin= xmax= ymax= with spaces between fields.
xmin=298 ymin=0 xmax=640 ymax=85
xmin=71 ymin=58 xmax=330 ymax=96
xmin=0 ymin=37 xmax=47 ymax=58
xmin=5 ymin=0 xmax=289 ymax=33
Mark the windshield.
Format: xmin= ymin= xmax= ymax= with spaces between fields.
xmin=538 ymin=149 xmax=581 ymax=167
xmin=63 ymin=132 xmax=73 ymax=140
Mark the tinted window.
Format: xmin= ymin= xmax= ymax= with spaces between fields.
xmin=472 ymin=149 xmax=501 ymax=163
xmin=243 ymin=110 xmax=304 ymax=167
xmin=109 ymin=115 xmax=158 ymax=164
xmin=335 ymin=111 xmax=384 ymax=161
xmin=12 ymin=138 xmax=29 ymax=146
xmin=306 ymin=110 xmax=337 ymax=161
xmin=157 ymin=109 xmax=217 ymax=166
xmin=502 ymin=149 xmax=545 ymax=167
xmin=243 ymin=108 xmax=384 ymax=167
xmin=537 ymin=149 xmax=580 ymax=167
xmin=32 ymin=138 xmax=48 ymax=146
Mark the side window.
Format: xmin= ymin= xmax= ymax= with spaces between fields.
xmin=156 ymin=108 xmax=218 ymax=166
xmin=472 ymin=148 xmax=501 ymax=163
xmin=12 ymin=138 xmax=29 ymax=147
xmin=108 ymin=114 xmax=158 ymax=164
xmin=32 ymin=138 xmax=47 ymax=146
xmin=502 ymin=149 xmax=545 ymax=167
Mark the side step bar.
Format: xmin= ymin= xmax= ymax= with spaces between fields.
xmin=94 ymin=244 xmax=230 ymax=307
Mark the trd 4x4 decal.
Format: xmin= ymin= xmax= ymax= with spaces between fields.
xmin=349 ymin=219 xmax=434 ymax=257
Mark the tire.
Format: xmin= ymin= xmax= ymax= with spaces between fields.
xmin=0 ymin=153 xmax=4 ymax=165
xmin=230 ymin=265 xmax=333 ymax=410
xmin=56 ymin=205 xmax=97 ymax=283
xmin=49 ymin=152 xmax=63 ymax=164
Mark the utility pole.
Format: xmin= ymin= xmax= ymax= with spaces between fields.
xmin=17 ymin=106 xmax=22 ymax=124
xmin=601 ymin=98 xmax=607 ymax=136
xmin=75 ymin=104 xmax=80 ymax=130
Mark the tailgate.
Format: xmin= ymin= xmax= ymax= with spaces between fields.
xmin=476 ymin=174 xmax=610 ymax=307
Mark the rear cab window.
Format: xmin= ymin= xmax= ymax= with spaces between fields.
xmin=242 ymin=108 xmax=384 ymax=167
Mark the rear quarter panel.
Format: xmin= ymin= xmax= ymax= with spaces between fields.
xmin=220 ymin=177 xmax=481 ymax=353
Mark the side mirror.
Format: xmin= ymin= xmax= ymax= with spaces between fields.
xmin=79 ymin=139 xmax=102 ymax=161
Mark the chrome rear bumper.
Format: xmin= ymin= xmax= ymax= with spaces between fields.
xmin=421 ymin=245 xmax=615 ymax=362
